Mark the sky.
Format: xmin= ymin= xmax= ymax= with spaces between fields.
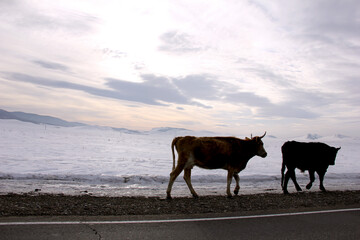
xmin=0 ymin=0 xmax=359 ymax=137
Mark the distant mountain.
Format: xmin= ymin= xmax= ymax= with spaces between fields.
xmin=0 ymin=109 xmax=85 ymax=127
xmin=112 ymin=127 xmax=142 ymax=134
xmin=0 ymin=109 xmax=16 ymax=119
xmin=306 ymin=133 xmax=322 ymax=140
xmin=296 ymin=133 xmax=351 ymax=141
xmin=0 ymin=109 xmax=145 ymax=133
xmin=333 ymin=134 xmax=349 ymax=139
xmin=0 ymin=109 xmax=215 ymax=136
xmin=267 ymin=135 xmax=277 ymax=138
xmin=148 ymin=127 xmax=218 ymax=136
xmin=150 ymin=127 xmax=191 ymax=133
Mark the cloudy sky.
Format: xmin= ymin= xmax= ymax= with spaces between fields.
xmin=1 ymin=0 xmax=359 ymax=137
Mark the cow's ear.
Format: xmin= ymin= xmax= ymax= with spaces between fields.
xmin=245 ymin=137 xmax=250 ymax=140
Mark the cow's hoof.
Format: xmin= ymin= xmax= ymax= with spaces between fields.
xmin=192 ymin=194 xmax=199 ymax=199
xmin=320 ymin=187 xmax=327 ymax=192
xmin=227 ymin=195 xmax=233 ymax=199
xmin=166 ymin=196 xmax=172 ymax=200
xmin=283 ymin=190 xmax=289 ymax=195
xmin=234 ymin=190 xmax=239 ymax=195
xmin=296 ymin=188 xmax=302 ymax=192
xmin=306 ymin=184 xmax=312 ymax=190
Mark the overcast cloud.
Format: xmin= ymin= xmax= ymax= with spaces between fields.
xmin=0 ymin=0 xmax=359 ymax=137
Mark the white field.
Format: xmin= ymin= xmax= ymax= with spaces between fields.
xmin=1 ymin=119 xmax=359 ymax=198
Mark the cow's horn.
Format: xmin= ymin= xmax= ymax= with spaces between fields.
xmin=260 ymin=131 xmax=266 ymax=138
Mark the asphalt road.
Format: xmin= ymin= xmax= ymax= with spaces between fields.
xmin=1 ymin=208 xmax=359 ymax=240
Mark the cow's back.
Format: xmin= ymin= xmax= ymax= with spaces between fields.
xmin=175 ymin=136 xmax=240 ymax=170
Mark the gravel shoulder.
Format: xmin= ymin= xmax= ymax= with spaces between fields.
xmin=1 ymin=190 xmax=359 ymax=217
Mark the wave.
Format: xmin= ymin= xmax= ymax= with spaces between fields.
xmin=1 ymin=172 xmax=358 ymax=185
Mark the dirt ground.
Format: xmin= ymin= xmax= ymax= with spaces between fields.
xmin=0 ymin=190 xmax=359 ymax=216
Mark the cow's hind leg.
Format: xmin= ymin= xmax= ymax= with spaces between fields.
xmin=183 ymin=168 xmax=198 ymax=198
xmin=306 ymin=170 xmax=315 ymax=190
xmin=317 ymin=170 xmax=327 ymax=192
xmin=290 ymin=170 xmax=302 ymax=192
xmin=283 ymin=169 xmax=300 ymax=194
xmin=283 ymin=169 xmax=302 ymax=194
xmin=233 ymin=173 xmax=240 ymax=195
xmin=283 ymin=170 xmax=291 ymax=194
xmin=166 ymin=163 xmax=185 ymax=199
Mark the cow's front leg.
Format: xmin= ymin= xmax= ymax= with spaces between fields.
xmin=226 ymin=170 xmax=234 ymax=198
xmin=233 ymin=173 xmax=240 ymax=195
xmin=306 ymin=170 xmax=315 ymax=190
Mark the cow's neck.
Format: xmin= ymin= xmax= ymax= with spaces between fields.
xmin=240 ymin=140 xmax=257 ymax=161
xmin=228 ymin=140 xmax=257 ymax=172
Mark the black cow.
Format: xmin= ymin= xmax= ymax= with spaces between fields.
xmin=281 ymin=141 xmax=341 ymax=194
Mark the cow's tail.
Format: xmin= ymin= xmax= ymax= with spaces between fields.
xmin=281 ymin=144 xmax=287 ymax=189
xmin=281 ymin=143 xmax=286 ymax=189
xmin=171 ymin=137 xmax=180 ymax=171
xmin=281 ymin=160 xmax=286 ymax=189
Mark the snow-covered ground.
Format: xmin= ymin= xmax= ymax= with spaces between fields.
xmin=0 ymin=119 xmax=359 ymax=198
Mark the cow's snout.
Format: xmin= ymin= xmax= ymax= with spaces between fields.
xmin=258 ymin=149 xmax=267 ymax=158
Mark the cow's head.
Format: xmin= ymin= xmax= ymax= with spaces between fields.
xmin=250 ymin=132 xmax=267 ymax=158
xmin=329 ymin=147 xmax=341 ymax=165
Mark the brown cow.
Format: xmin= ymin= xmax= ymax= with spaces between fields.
xmin=166 ymin=132 xmax=267 ymax=199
